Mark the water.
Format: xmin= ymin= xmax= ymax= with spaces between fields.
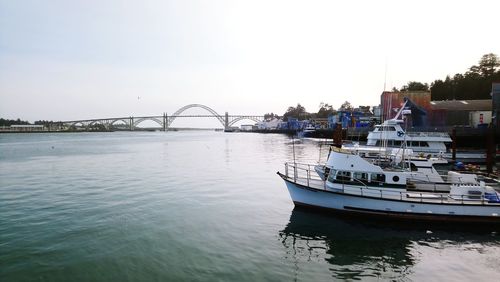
xmin=1 ymin=132 xmax=499 ymax=281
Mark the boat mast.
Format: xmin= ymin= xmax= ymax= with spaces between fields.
xmin=401 ymin=106 xmax=412 ymax=170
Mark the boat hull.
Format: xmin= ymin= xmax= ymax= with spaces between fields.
xmin=281 ymin=175 xmax=500 ymax=224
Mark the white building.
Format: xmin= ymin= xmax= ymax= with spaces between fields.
xmin=240 ymin=124 xmax=255 ymax=131
xmin=4 ymin=124 xmax=46 ymax=132
xmin=256 ymin=118 xmax=282 ymax=130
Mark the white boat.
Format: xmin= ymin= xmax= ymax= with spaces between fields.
xmin=318 ymin=146 xmax=456 ymax=192
xmin=366 ymin=101 xmax=451 ymax=154
xmin=366 ymin=119 xmax=452 ymax=154
xmin=298 ymin=125 xmax=316 ymax=138
xmin=278 ymin=147 xmax=500 ymax=224
xmin=361 ymin=102 xmax=487 ymax=162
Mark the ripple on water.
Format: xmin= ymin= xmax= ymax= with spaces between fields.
xmin=1 ymin=132 xmax=499 ymax=281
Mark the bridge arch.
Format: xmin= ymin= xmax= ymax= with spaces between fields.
xmin=228 ymin=117 xmax=262 ymax=127
xmin=69 ymin=121 xmax=86 ymax=128
xmin=110 ymin=119 xmax=130 ymax=126
xmin=88 ymin=120 xmax=111 ymax=130
xmin=134 ymin=117 xmax=163 ymax=128
xmin=88 ymin=120 xmax=105 ymax=127
xmin=168 ymin=104 xmax=225 ymax=127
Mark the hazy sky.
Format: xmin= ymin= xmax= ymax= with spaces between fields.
xmin=1 ymin=0 xmax=499 ymax=126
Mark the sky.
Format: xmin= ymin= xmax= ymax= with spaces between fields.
xmin=1 ymin=0 xmax=500 ymax=127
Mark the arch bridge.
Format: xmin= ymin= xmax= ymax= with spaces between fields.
xmin=60 ymin=104 xmax=264 ymax=131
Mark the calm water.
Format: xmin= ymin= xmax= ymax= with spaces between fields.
xmin=1 ymin=132 xmax=499 ymax=281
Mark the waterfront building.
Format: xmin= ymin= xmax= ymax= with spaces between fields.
xmin=0 ymin=124 xmax=46 ymax=132
xmin=256 ymin=118 xmax=282 ymax=130
xmin=493 ymin=82 xmax=500 ymax=128
xmin=240 ymin=124 xmax=255 ymax=131
xmin=327 ymin=111 xmax=376 ymax=129
xmin=380 ymin=90 xmax=494 ymax=128
xmin=430 ymin=100 xmax=492 ymax=127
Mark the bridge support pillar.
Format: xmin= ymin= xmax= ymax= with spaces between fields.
xmin=130 ymin=117 xmax=134 ymax=131
xmin=163 ymin=112 xmax=167 ymax=131
xmin=225 ymin=112 xmax=229 ymax=130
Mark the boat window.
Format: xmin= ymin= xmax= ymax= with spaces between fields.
xmin=353 ymin=172 xmax=368 ymax=181
xmin=410 ymin=163 xmax=418 ymax=171
xmin=327 ymin=170 xmax=337 ymax=182
xmin=371 ymin=173 xmax=385 ymax=184
xmin=375 ymin=140 xmax=381 ymax=146
xmin=411 ymin=141 xmax=420 ymax=147
xmin=393 ymin=140 xmax=402 ymax=146
xmin=392 ymin=175 xmax=400 ymax=182
xmin=467 ymin=190 xmax=482 ymax=200
xmin=379 ymin=126 xmax=396 ymax=131
xmin=336 ymin=171 xmax=351 ymax=181
xmin=421 ymin=142 xmax=429 ymax=147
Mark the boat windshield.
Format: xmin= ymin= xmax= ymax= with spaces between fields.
xmin=375 ymin=126 xmax=396 ymax=131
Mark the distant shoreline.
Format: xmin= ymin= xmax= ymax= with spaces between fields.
xmin=0 ymin=127 xmax=222 ymax=133
xmin=2 ymin=127 xmax=497 ymax=150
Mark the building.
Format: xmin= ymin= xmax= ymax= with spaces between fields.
xmin=240 ymin=124 xmax=256 ymax=131
xmin=256 ymin=118 xmax=281 ymax=130
xmin=380 ymin=90 xmax=494 ymax=128
xmin=430 ymin=100 xmax=492 ymax=127
xmin=0 ymin=124 xmax=46 ymax=132
xmin=381 ymin=91 xmax=432 ymax=122
xmin=327 ymin=110 xmax=376 ymax=129
xmin=493 ymin=82 xmax=500 ymax=128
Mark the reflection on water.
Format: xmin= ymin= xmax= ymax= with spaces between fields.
xmin=279 ymin=208 xmax=500 ymax=280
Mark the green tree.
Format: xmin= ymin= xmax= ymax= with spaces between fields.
xmin=358 ymin=106 xmax=371 ymax=114
xmin=477 ymin=53 xmax=499 ymax=77
xmin=339 ymin=101 xmax=353 ymax=111
xmin=282 ymin=103 xmax=309 ymax=121
xmin=0 ymin=118 xmax=30 ymax=126
xmin=316 ymin=102 xmax=336 ymax=118
xmin=431 ymin=53 xmax=500 ymax=100
xmin=263 ymin=113 xmax=278 ymax=121
xmin=400 ymin=81 xmax=429 ymax=91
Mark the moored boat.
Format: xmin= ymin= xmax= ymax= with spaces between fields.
xmin=360 ymin=100 xmax=487 ymax=162
xmin=278 ymin=147 xmax=500 ymax=224
xmin=297 ymin=125 xmax=316 ymax=138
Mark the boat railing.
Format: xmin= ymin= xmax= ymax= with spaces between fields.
xmin=285 ymin=162 xmax=326 ymax=188
xmin=283 ymin=162 xmax=499 ymax=205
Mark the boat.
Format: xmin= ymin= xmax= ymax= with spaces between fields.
xmin=361 ymin=100 xmax=486 ymax=162
xmin=277 ymin=147 xmax=500 ymax=224
xmin=366 ymin=119 xmax=451 ymax=154
xmin=315 ymin=146 xmax=454 ymax=191
xmin=298 ymin=124 xmax=316 ymax=138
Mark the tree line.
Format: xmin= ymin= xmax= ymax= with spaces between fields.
xmin=0 ymin=118 xmax=31 ymax=126
xmin=0 ymin=118 xmax=61 ymax=127
xmin=393 ymin=53 xmax=500 ymax=100
xmin=265 ymin=101 xmax=373 ymax=121
xmin=272 ymin=53 xmax=499 ymax=122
